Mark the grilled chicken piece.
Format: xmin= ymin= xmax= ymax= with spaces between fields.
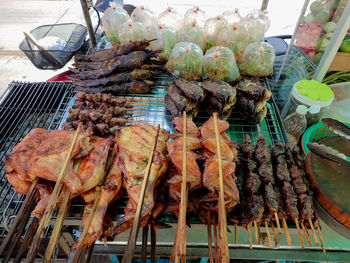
xmin=81 ymin=146 xmax=123 ymax=246
xmin=115 ymin=124 xmax=169 ymax=234
xmin=6 ymin=172 xmax=31 ymax=195
xmin=235 ymin=79 xmax=271 ymax=100
xmin=31 ymin=182 xmax=53 ymax=218
xmin=174 ymin=78 xmax=205 ymax=102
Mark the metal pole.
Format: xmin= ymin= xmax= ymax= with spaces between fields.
xmin=261 ymin=0 xmax=269 ymax=11
xmin=80 ymin=0 xmax=96 ymax=48
xmin=313 ymin=2 xmax=350 ymax=81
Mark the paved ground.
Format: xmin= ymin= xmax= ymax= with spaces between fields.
xmin=0 ymin=0 xmax=303 ymax=96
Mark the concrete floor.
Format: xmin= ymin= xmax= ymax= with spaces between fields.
xmin=0 ymin=0 xmax=303 ymax=96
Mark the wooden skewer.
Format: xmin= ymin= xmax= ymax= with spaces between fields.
xmin=151 ymin=223 xmax=157 ymax=263
xmin=309 ymin=219 xmax=319 ymax=245
xmin=13 ymin=217 xmax=40 ymax=263
xmin=270 ymin=222 xmax=279 ymax=246
xmin=274 ymin=212 xmax=282 ymax=234
xmin=247 ymin=223 xmax=253 ymax=250
xmin=126 ymin=114 xmax=146 ymax=119
xmin=234 ymin=223 xmax=238 ymax=245
xmin=141 ymin=226 xmax=149 ymax=263
xmin=207 ymin=211 xmax=214 ymax=263
xmin=282 ymin=219 xmax=292 ymax=246
xmin=121 ymin=125 xmax=160 ymax=263
xmin=43 ymin=187 xmax=71 ymax=263
xmin=265 ymin=221 xmax=273 ymax=248
xmin=213 ymin=223 xmax=219 ymax=262
xmin=26 ymin=123 xmax=82 ymax=263
xmin=127 ymin=106 xmax=147 ymax=111
xmin=213 ymin=112 xmax=229 ymax=262
xmin=128 ymin=102 xmax=148 ymax=106
xmin=253 ymin=221 xmax=259 ymax=244
xmin=257 ymin=224 xmax=263 ymax=243
xmin=125 ymin=119 xmax=146 ymax=123
xmin=0 ymin=179 xmax=38 ymax=262
xmin=317 ymin=225 xmax=326 ymax=254
xmin=294 ymin=218 xmax=305 ymax=248
xmin=301 ymin=221 xmax=312 ymax=247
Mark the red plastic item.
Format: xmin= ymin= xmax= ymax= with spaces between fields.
xmin=46 ymin=70 xmax=74 ymax=82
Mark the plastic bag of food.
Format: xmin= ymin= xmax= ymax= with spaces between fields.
xmin=157 ymin=7 xmax=183 ymax=31
xmin=222 ymin=9 xmax=242 ymax=24
xmin=183 ymin=6 xmax=206 ymax=27
xmin=131 ymin=6 xmax=156 ymax=30
xmin=102 ymin=6 xmax=130 ymax=44
xmin=204 ymin=15 xmax=228 ymax=50
xmin=118 ymin=21 xmax=147 ymax=44
xmin=179 ymin=22 xmax=206 ymax=50
xmin=238 ymin=42 xmax=275 ymax=77
xmin=216 ymin=23 xmax=248 ymax=62
xmin=244 ymin=14 xmax=266 ymax=43
xmin=247 ymin=9 xmax=271 ymax=32
xmin=147 ymin=24 xmax=177 ymax=60
xmin=165 ymin=42 xmax=203 ymax=80
xmin=203 ymin=46 xmax=240 ymax=83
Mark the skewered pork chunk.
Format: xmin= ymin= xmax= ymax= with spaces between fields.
xmin=245 ymin=195 xmax=265 ymax=222
xmin=270 ymin=142 xmax=285 ymax=157
xmin=283 ymin=181 xmax=299 ymax=219
xmin=276 ymin=161 xmax=291 ymax=182
xmin=245 ymin=171 xmax=261 ymax=194
xmin=299 ymin=194 xmax=313 ymax=220
xmin=264 ymin=182 xmax=278 ymax=213
xmin=292 ymin=177 xmax=307 ymax=195
xmin=242 ymin=134 xmax=255 ymax=159
xmin=255 ymin=137 xmax=271 ymax=164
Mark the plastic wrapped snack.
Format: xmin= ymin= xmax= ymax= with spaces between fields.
xmin=157 ymin=7 xmax=183 ymax=31
xmin=238 ymin=42 xmax=275 ymax=77
xmin=244 ymin=14 xmax=266 ymax=43
xmin=216 ymin=23 xmax=248 ymax=62
xmin=203 ymin=46 xmax=240 ymax=83
xmin=204 ymin=15 xmax=228 ymax=51
xmin=165 ymin=42 xmax=203 ymax=81
xmin=222 ymin=9 xmax=242 ymax=24
xmin=179 ymin=22 xmax=206 ymax=50
xmin=118 ymin=21 xmax=147 ymax=44
xmin=102 ymin=6 xmax=130 ymax=44
xmin=183 ymin=6 xmax=206 ymax=27
xmin=147 ymin=24 xmax=177 ymax=61
xmin=131 ymin=6 xmax=156 ymax=30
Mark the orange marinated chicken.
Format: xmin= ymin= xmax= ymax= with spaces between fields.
xmin=114 ymin=124 xmax=169 ymax=234
xmin=31 ymin=182 xmax=53 ymax=218
xmin=6 ymin=172 xmax=31 ymax=195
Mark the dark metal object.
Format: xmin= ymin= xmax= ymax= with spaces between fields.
xmin=80 ymin=0 xmax=96 ymax=48
xmin=307 ymin=143 xmax=350 ymax=167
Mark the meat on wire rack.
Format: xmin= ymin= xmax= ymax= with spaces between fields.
xmin=0 ymin=75 xmax=287 ymax=256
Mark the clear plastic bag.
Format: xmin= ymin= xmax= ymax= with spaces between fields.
xmin=118 ymin=21 xmax=148 ymax=44
xmin=238 ymin=42 xmax=275 ymax=77
xmin=179 ymin=22 xmax=206 ymax=50
xmin=216 ymin=23 xmax=248 ymax=62
xmin=131 ymin=6 xmax=157 ymax=30
xmin=247 ymin=9 xmax=271 ymax=32
xmin=183 ymin=6 xmax=206 ymax=27
xmin=165 ymin=42 xmax=203 ymax=81
xmin=157 ymin=7 xmax=183 ymax=31
xmin=222 ymin=9 xmax=242 ymax=24
xmin=244 ymin=14 xmax=266 ymax=44
xmin=204 ymin=15 xmax=228 ymax=50
xmin=147 ymin=24 xmax=177 ymax=61
xmin=203 ymin=46 xmax=240 ymax=83
xmin=102 ymin=6 xmax=130 ymax=44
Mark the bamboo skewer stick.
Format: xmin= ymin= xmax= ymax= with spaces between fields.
xmin=125 ymin=119 xmax=146 ymax=124
xmin=127 ymin=106 xmax=147 ymax=111
xmin=141 ymin=226 xmax=149 ymax=263
xmin=253 ymin=221 xmax=259 ymax=244
xmin=25 ymin=123 xmax=82 ymax=263
xmin=213 ymin=223 xmax=219 ymax=262
xmin=295 ymin=218 xmax=305 ymax=248
xmin=274 ymin=212 xmax=282 ymax=234
xmin=207 ymin=211 xmax=214 ymax=263
xmin=309 ymin=219 xmax=319 ymax=245
xmin=151 ymin=223 xmax=157 ymax=263
xmin=234 ymin=223 xmax=238 ymax=245
xmin=13 ymin=217 xmax=40 ymax=263
xmin=301 ymin=221 xmax=312 ymax=247
xmin=177 ymin=111 xmax=189 ymax=262
xmin=270 ymin=222 xmax=279 ymax=246
xmin=126 ymin=114 xmax=146 ymax=119
xmin=0 ymin=178 xmax=38 ymax=260
xmin=257 ymin=224 xmax=263 ymax=243
xmin=247 ymin=223 xmax=253 ymax=250
xmin=317 ymin=225 xmax=326 ymax=254
xmin=213 ymin=112 xmax=229 ymax=262
xmin=43 ymin=187 xmax=71 ymax=263
xmin=265 ymin=222 xmax=273 ymax=248
xmin=282 ymin=219 xmax=292 ymax=246
xmin=121 ymin=125 xmax=160 ymax=263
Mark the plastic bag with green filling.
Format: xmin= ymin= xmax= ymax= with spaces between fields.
xmin=131 ymin=6 xmax=156 ymax=30
xmin=204 ymin=15 xmax=228 ymax=51
xmin=238 ymin=42 xmax=275 ymax=77
xmin=147 ymin=24 xmax=177 ymax=61
xmin=118 ymin=21 xmax=147 ymax=44
xmin=216 ymin=23 xmax=248 ymax=62
xmin=165 ymin=42 xmax=203 ymax=81
xmin=203 ymin=46 xmax=240 ymax=83
xmin=179 ymin=22 xmax=206 ymax=50
xmin=102 ymin=6 xmax=130 ymax=44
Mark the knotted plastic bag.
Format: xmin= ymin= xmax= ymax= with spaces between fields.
xmin=118 ymin=21 xmax=148 ymax=44
xmin=147 ymin=24 xmax=177 ymax=61
xmin=102 ymin=6 xmax=130 ymax=44
xmin=179 ymin=22 xmax=206 ymax=50
xmin=131 ymin=6 xmax=157 ymax=30
xmin=222 ymin=9 xmax=242 ymax=24
xmin=157 ymin=7 xmax=183 ymax=31
xmin=183 ymin=6 xmax=206 ymax=27
xmin=204 ymin=15 xmax=228 ymax=51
